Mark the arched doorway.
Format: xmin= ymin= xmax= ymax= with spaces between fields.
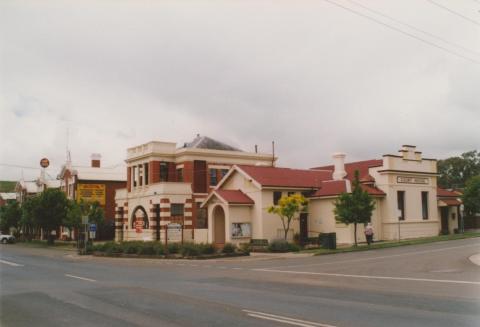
xmin=213 ymin=205 xmax=226 ymax=246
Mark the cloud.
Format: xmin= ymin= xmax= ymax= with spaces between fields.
xmin=0 ymin=0 xmax=479 ymax=180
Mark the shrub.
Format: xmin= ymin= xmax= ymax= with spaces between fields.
xmin=238 ymin=242 xmax=251 ymax=254
xmin=199 ymin=243 xmax=216 ymax=255
xmin=222 ymin=243 xmax=236 ymax=254
xmin=138 ymin=242 xmax=156 ymax=255
xmin=268 ymin=240 xmax=300 ymax=253
xmin=167 ymin=242 xmax=180 ymax=254
xmin=153 ymin=242 xmax=165 ymax=255
xmin=122 ymin=241 xmax=143 ymax=254
xmin=180 ymin=242 xmax=201 ymax=257
xmin=105 ymin=242 xmax=123 ymax=255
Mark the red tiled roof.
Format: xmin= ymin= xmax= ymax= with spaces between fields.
xmin=236 ymin=165 xmax=332 ymax=188
xmin=310 ymin=180 xmax=385 ymax=198
xmin=312 ymin=159 xmax=383 ymax=182
xmin=440 ymin=198 xmax=461 ymax=206
xmin=311 ymin=180 xmax=347 ymax=197
xmin=215 ymin=189 xmax=254 ymax=205
xmin=437 ymin=188 xmax=461 ymax=198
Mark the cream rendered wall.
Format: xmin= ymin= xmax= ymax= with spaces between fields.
xmin=261 ymin=190 xmax=300 ymax=242
xmin=369 ymin=154 xmax=440 ymax=241
xmin=220 ymin=172 xmax=263 ymax=239
xmin=308 ymin=198 xmax=383 ymax=245
xmin=228 ymin=206 xmax=253 ymax=245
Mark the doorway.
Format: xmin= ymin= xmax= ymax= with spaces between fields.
xmin=440 ymin=207 xmax=449 ymax=234
xmin=213 ymin=206 xmax=226 ymax=246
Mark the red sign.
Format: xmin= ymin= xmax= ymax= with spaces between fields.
xmin=40 ymin=158 xmax=50 ymax=168
xmin=135 ymin=219 xmax=144 ymax=233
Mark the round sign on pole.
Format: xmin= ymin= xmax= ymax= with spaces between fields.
xmin=40 ymin=158 xmax=50 ymax=168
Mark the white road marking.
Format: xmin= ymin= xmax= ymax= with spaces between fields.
xmin=65 ymin=274 xmax=97 ymax=282
xmin=252 ymin=268 xmax=480 ymax=285
xmin=0 ymin=259 xmax=24 ymax=267
xmin=264 ymin=243 xmax=480 ymax=270
xmin=243 ymin=310 xmax=336 ymax=327
xmin=232 ymin=267 xmax=243 ymax=270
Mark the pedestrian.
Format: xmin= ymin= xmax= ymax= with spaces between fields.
xmin=364 ymin=222 xmax=374 ymax=246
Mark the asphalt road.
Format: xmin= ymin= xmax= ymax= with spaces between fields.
xmin=1 ymin=238 xmax=479 ymax=327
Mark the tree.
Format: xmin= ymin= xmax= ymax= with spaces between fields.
xmin=268 ymin=194 xmax=308 ymax=241
xmin=19 ymin=196 xmax=39 ymax=241
xmin=0 ymin=201 xmax=22 ymax=233
xmin=462 ymin=175 xmax=480 ymax=218
xmin=34 ymin=189 xmax=69 ymax=244
xmin=64 ymin=199 xmax=105 ymax=240
xmin=438 ymin=150 xmax=480 ymax=189
xmin=334 ymin=170 xmax=376 ymax=247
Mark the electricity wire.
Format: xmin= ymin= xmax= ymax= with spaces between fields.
xmin=426 ymin=0 xmax=480 ymax=27
xmin=322 ymin=0 xmax=480 ymax=65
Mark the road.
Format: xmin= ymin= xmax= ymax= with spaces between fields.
xmin=1 ymin=238 xmax=480 ymax=327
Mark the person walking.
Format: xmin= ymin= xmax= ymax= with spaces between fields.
xmin=364 ymin=222 xmax=374 ymax=246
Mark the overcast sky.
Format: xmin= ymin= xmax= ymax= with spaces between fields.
xmin=1 ymin=0 xmax=479 ymax=181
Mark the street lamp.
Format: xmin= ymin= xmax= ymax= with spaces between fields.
xmin=459 ymin=204 xmax=465 ymax=234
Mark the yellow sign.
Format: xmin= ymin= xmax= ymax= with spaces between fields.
xmin=77 ymin=184 xmax=106 ymax=205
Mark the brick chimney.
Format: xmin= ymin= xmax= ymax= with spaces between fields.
xmin=91 ymin=153 xmax=101 ymax=168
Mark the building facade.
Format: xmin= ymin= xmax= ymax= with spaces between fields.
xmin=114 ymin=135 xmax=275 ymax=243
xmin=203 ymin=145 xmax=462 ymax=246
xmin=58 ymin=154 xmax=126 ymax=240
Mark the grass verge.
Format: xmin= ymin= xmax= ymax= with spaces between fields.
xmin=304 ymin=232 xmax=480 ymax=256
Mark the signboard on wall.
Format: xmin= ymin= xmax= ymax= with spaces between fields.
xmin=76 ymin=184 xmax=106 ymax=205
xmin=397 ymin=176 xmax=429 ymax=185
xmin=231 ymin=223 xmax=251 ymax=238
xmin=167 ymin=223 xmax=182 ymax=242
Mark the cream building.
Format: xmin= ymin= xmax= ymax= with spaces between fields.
xmin=203 ymin=145 xmax=462 ymax=246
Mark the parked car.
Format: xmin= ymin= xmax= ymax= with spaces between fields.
xmin=0 ymin=232 xmax=15 ymax=244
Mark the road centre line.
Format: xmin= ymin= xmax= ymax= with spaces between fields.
xmin=0 ymin=259 xmax=24 ymax=267
xmin=243 ymin=309 xmax=336 ymax=327
xmin=65 ymin=274 xmax=97 ymax=282
xmin=251 ymin=268 xmax=480 ymax=285
xmin=263 ymin=243 xmax=480 ymax=270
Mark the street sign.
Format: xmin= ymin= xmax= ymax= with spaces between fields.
xmin=82 ymin=216 xmax=89 ymax=224
xmin=89 ymin=224 xmax=97 ymax=232
xmin=89 ymin=231 xmax=96 ymax=239
xmin=40 ymin=158 xmax=50 ymax=168
xmin=167 ymin=223 xmax=182 ymax=242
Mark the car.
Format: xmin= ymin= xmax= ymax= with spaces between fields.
xmin=0 ymin=232 xmax=15 ymax=244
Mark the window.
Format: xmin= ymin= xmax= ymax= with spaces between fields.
xmin=421 ymin=191 xmax=428 ymax=220
xmin=220 ymin=169 xmax=229 ymax=179
xmin=160 ymin=162 xmax=168 ymax=182
xmin=397 ymin=191 xmax=405 ymax=220
xmin=171 ymin=204 xmax=184 ymax=217
xmin=196 ymin=203 xmax=208 ymax=228
xmin=138 ymin=165 xmax=143 ymax=186
xmin=176 ymin=168 xmax=183 ymax=182
xmin=132 ymin=166 xmax=137 ymax=187
xmin=144 ymin=163 xmax=149 ymax=185
xmin=210 ymin=168 xmax=217 ymax=186
xmin=288 ymin=192 xmax=295 ymax=197
xmin=273 ymin=191 xmax=282 ymax=205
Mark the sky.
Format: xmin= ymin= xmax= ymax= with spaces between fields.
xmin=1 ymin=0 xmax=479 ymax=181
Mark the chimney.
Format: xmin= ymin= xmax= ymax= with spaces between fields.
xmin=91 ymin=153 xmax=101 ymax=168
xmin=332 ymin=152 xmax=347 ymax=180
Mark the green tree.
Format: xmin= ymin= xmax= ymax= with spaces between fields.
xmin=267 ymin=194 xmax=308 ymax=241
xmin=462 ymin=175 xmax=480 ymax=218
xmin=334 ymin=170 xmax=376 ymax=247
xmin=0 ymin=201 xmax=22 ymax=233
xmin=34 ymin=189 xmax=69 ymax=244
xmin=64 ymin=199 xmax=105 ymax=240
xmin=19 ymin=196 xmax=39 ymax=241
xmin=64 ymin=199 xmax=83 ymax=239
xmin=438 ymin=150 xmax=480 ymax=189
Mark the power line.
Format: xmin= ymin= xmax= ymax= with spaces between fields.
xmin=322 ymin=0 xmax=480 ymax=65
xmin=426 ymin=0 xmax=480 ymax=27
xmin=345 ymin=0 xmax=480 ymax=58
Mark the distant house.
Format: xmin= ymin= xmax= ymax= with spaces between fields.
xmin=58 ymin=154 xmax=126 ymax=240
xmin=0 ymin=192 xmax=16 ymax=207
xmin=15 ymin=178 xmax=61 ymax=204
xmin=0 ymin=181 xmax=17 ymax=207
